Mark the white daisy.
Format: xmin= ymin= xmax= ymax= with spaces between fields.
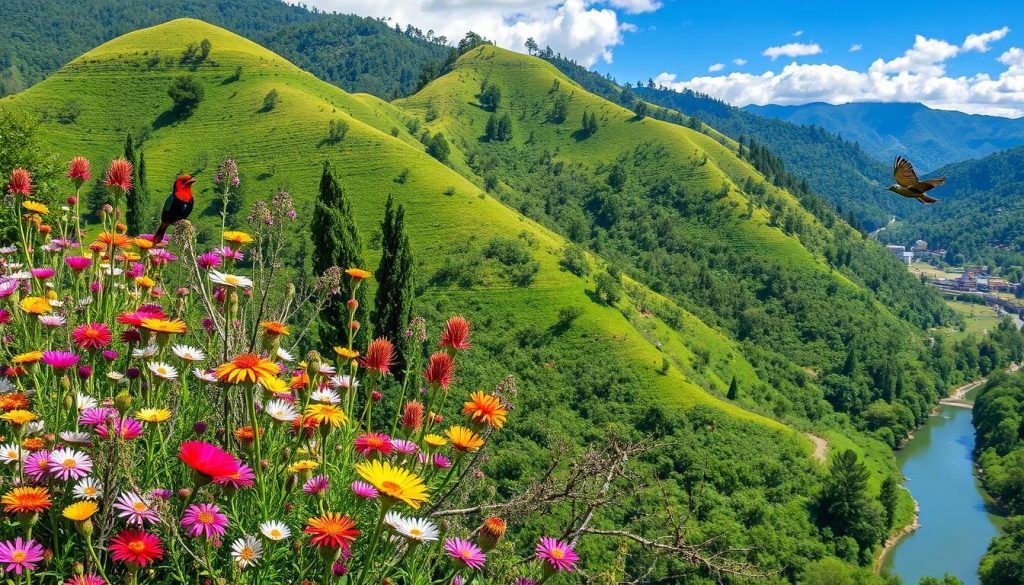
xmin=210 ymin=270 xmax=253 ymax=289
xmin=7 ymin=270 xmax=31 ymax=280
xmin=148 ymin=361 xmax=178 ymax=381
xmin=259 ymin=520 xmax=291 ymax=541
xmin=231 ymin=535 xmax=263 ymax=568
xmin=38 ymin=314 xmax=66 ymax=327
xmin=107 ymin=372 xmax=125 ymax=382
xmin=328 ymin=375 xmax=359 ymax=390
xmin=309 ymin=388 xmax=341 ymax=404
xmin=0 ymin=378 xmax=15 ymax=393
xmin=74 ymin=477 xmax=103 ymax=500
xmin=132 ymin=345 xmax=158 ymax=359
xmin=317 ymin=363 xmax=336 ymax=376
xmin=194 ymin=368 xmax=219 ymax=383
xmin=276 ymin=347 xmax=294 ymax=362
xmin=60 ymin=431 xmax=93 ymax=446
xmin=99 ymin=264 xmax=123 ymax=277
xmin=384 ymin=510 xmax=407 ymax=530
xmin=0 ymin=443 xmax=23 ymax=464
xmin=77 ymin=296 xmax=93 ymax=308
xmin=24 ymin=421 xmax=44 ymax=436
xmin=76 ymin=392 xmax=98 ymax=410
xmin=171 ymin=344 xmax=206 ymax=362
xmin=393 ymin=516 xmax=439 ymax=542
xmin=264 ymin=399 xmax=298 ymax=423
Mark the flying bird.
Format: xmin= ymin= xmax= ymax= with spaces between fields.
xmin=153 ymin=175 xmax=196 ymax=244
xmin=888 ymin=156 xmax=945 ymax=204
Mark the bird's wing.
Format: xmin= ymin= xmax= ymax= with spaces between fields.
xmin=917 ymin=193 xmax=938 ymax=204
xmin=893 ymin=156 xmax=920 ymax=188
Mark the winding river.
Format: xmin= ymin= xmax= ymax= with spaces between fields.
xmin=881 ymin=405 xmax=1003 ymax=585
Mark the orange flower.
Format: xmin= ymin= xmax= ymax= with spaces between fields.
xmin=95 ymin=232 xmax=133 ymax=249
xmin=345 ymin=268 xmax=372 ymax=280
xmin=135 ymin=276 xmax=155 ymax=289
xmin=134 ymin=238 xmax=155 ymax=250
xmin=19 ymin=298 xmax=52 ymax=315
xmin=0 ymin=393 xmax=29 ymax=412
xmin=233 ymin=426 xmax=264 ymax=441
xmin=139 ymin=318 xmax=188 ymax=334
xmin=305 ymin=513 xmax=359 ymax=549
xmin=334 ymin=347 xmax=359 ymax=359
xmin=462 ymin=391 xmax=507 ymax=429
xmin=2 ymin=487 xmax=51 ymax=513
xmin=259 ymin=321 xmax=290 ymax=336
xmin=445 ymin=425 xmax=484 ymax=452
xmin=215 ymin=354 xmax=281 ymax=385
xmin=21 ymin=438 xmax=45 ymax=451
xmin=11 ymin=352 xmax=44 ymax=365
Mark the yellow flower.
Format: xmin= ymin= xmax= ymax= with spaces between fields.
xmin=345 ymin=268 xmax=372 ymax=280
xmin=19 ymin=297 xmax=52 ymax=315
xmin=21 ymin=201 xmax=49 ymax=215
xmin=258 ymin=376 xmax=290 ymax=395
xmin=135 ymin=408 xmax=171 ymax=423
xmin=120 ymin=252 xmax=141 ymax=262
xmin=11 ymin=352 xmax=44 ymax=365
xmin=334 ymin=347 xmax=360 ymax=359
xmin=223 ymin=231 xmax=254 ymax=246
xmin=63 ymin=500 xmax=98 ymax=522
xmin=1 ymin=410 xmax=39 ymax=426
xmin=423 ymin=434 xmax=447 ymax=448
xmin=287 ymin=460 xmax=319 ymax=473
xmin=139 ymin=318 xmax=188 ymax=334
xmin=303 ymin=404 xmax=348 ymax=428
xmin=135 ymin=276 xmax=155 ymax=289
xmin=215 ymin=354 xmax=280 ymax=386
xmin=355 ymin=460 xmax=428 ymax=509
xmin=445 ymin=425 xmax=485 ymax=452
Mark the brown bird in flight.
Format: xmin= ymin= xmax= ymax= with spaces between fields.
xmin=888 ymin=156 xmax=945 ymax=204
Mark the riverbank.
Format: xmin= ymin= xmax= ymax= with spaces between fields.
xmin=874 ymin=489 xmax=920 ymax=572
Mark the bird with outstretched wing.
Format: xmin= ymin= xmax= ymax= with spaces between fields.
xmin=887 ymin=156 xmax=945 ymax=204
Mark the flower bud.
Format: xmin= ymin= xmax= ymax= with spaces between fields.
xmin=371 ymin=390 xmax=382 ymax=402
xmin=347 ymin=299 xmax=359 ymax=311
xmin=67 ymin=196 xmax=78 ymax=205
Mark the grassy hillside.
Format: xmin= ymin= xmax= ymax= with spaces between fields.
xmin=0 ymin=20 xmax=867 ymax=580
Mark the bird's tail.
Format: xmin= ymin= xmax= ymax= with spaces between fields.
xmin=917 ymin=194 xmax=938 ymax=204
xmin=152 ymin=222 xmax=169 ymax=245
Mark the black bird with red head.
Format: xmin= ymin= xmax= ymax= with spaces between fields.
xmin=153 ymin=175 xmax=196 ymax=244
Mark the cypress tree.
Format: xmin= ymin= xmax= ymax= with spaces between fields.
xmin=879 ymin=475 xmax=899 ymax=529
xmin=132 ymin=150 xmax=149 ymax=236
xmin=372 ymin=194 xmax=414 ymax=369
xmin=311 ymin=160 xmax=364 ymax=349
xmin=727 ymin=376 xmax=739 ymax=400
xmin=123 ymin=133 xmax=140 ymax=234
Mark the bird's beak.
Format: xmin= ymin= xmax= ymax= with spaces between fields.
xmin=185 ymin=178 xmax=196 ymax=186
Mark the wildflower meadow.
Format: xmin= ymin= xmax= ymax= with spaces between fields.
xmin=0 ymin=157 xmax=580 ymax=584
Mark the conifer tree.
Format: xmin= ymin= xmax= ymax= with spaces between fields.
xmin=123 ymin=133 xmax=140 ymax=235
xmin=727 ymin=376 xmax=739 ymax=400
xmin=311 ymin=160 xmax=364 ymax=349
xmin=373 ymin=194 xmax=414 ymax=369
xmin=132 ymin=150 xmax=149 ymax=235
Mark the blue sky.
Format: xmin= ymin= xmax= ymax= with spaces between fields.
xmin=305 ymin=0 xmax=1024 ymax=116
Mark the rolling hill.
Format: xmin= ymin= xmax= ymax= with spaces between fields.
xmin=0 ymin=18 xmax=980 ymax=580
xmin=747 ymin=101 xmax=1024 ymax=172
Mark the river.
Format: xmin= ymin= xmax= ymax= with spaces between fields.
xmin=881 ymin=405 xmax=1003 ymax=585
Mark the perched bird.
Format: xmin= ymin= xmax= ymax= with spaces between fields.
xmin=888 ymin=156 xmax=945 ymax=204
xmin=153 ymin=175 xmax=196 ymax=244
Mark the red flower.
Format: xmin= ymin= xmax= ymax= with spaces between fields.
xmin=7 ymin=168 xmax=31 ymax=196
xmin=109 ymin=530 xmax=163 ymax=567
xmin=423 ymin=351 xmax=454 ymax=390
xmin=439 ymin=316 xmax=471 ymax=351
xmin=178 ymin=441 xmax=239 ymax=483
xmin=401 ymin=401 xmax=424 ymax=431
xmin=360 ymin=338 xmax=395 ymax=375
xmin=305 ymin=513 xmax=360 ymax=549
xmin=67 ymin=157 xmax=91 ymax=182
xmin=104 ymin=159 xmax=133 ymax=192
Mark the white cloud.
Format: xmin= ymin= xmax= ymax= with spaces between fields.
xmin=733 ymin=58 xmax=747 ymax=66
xmin=763 ymin=42 xmax=822 ymax=60
xmin=963 ymin=26 xmax=1010 ymax=52
xmin=708 ymin=62 xmax=725 ymax=72
xmin=606 ymin=0 xmax=662 ymax=13
xmin=849 ymin=43 xmax=862 ymax=52
xmin=793 ymin=30 xmax=804 ymax=37
xmin=654 ymin=30 xmax=1023 ymax=117
xmin=301 ymin=0 xmax=647 ymax=66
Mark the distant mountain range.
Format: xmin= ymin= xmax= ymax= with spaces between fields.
xmin=746 ymin=101 xmax=1024 ymax=172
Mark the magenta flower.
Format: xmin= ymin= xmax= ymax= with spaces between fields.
xmin=30 ymin=267 xmax=55 ymax=279
xmin=535 ymin=537 xmax=579 ymax=573
xmin=49 ymin=448 xmax=92 ymax=481
xmin=149 ymin=249 xmax=177 ymax=265
xmin=353 ymin=433 xmax=393 ymax=457
xmin=23 ymin=450 xmax=50 ymax=482
xmin=65 ymin=256 xmax=92 ymax=271
xmin=303 ymin=475 xmax=330 ymax=495
xmin=72 ymin=323 xmax=112 ymax=350
xmin=445 ymin=538 xmax=486 ymax=570
xmin=0 ymin=537 xmax=44 ymax=575
xmin=215 ymin=246 xmax=244 ymax=261
xmin=96 ymin=416 xmax=143 ymax=440
xmin=350 ymin=481 xmax=379 ymax=500
xmin=181 ymin=503 xmax=228 ymax=539
xmin=197 ymin=252 xmax=222 ymax=270
xmin=102 ymin=350 xmax=118 ymax=361
xmin=213 ymin=462 xmax=255 ymax=489
xmin=391 ymin=438 xmax=418 ymax=455
xmin=150 ymin=489 xmax=173 ymax=501
xmin=42 ymin=350 xmax=80 ymax=369
xmin=0 ymin=280 xmax=17 ymax=298
xmin=79 ymin=407 xmax=117 ymax=426
xmin=113 ymin=492 xmax=160 ymax=525
xmin=433 ymin=454 xmax=452 ymax=469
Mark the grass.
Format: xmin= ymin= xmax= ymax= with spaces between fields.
xmin=0 ymin=19 xmax=803 ymax=444
xmin=939 ymin=300 xmax=1001 ymax=341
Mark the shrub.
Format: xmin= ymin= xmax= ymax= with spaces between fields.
xmin=261 ymin=89 xmax=279 ymax=112
xmin=167 ymin=74 xmax=204 ymax=112
xmin=327 ymin=118 xmax=350 ymax=143
xmin=560 ymin=245 xmax=590 ymax=276
xmin=558 ymin=305 xmax=584 ymax=326
xmin=427 ymin=132 xmax=450 ymax=163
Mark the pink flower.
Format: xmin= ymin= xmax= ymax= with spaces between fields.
xmin=432 ymin=454 xmax=452 ymax=469
xmin=303 ymin=475 xmax=330 ymax=495
xmin=67 ymin=157 xmax=91 ymax=183
xmin=350 ymin=481 xmax=379 ymax=500
xmin=72 ymin=323 xmax=112 ymax=350
xmin=6 ymin=168 xmax=31 ymax=196
xmin=49 ymin=448 xmax=92 ymax=481
xmin=181 ymin=503 xmax=228 ymax=539
xmin=197 ymin=252 xmax=222 ymax=270
xmin=354 ymin=433 xmax=393 ymax=457
xmin=440 ymin=316 xmax=472 ymax=351
xmin=0 ymin=537 xmax=43 ymax=574
xmin=65 ymin=256 xmax=92 ymax=271
xmin=24 ymin=450 xmax=51 ymax=482
xmin=30 ymin=268 xmax=55 ymax=279
xmin=79 ymin=407 xmax=117 ymax=426
xmin=213 ymin=462 xmax=255 ymax=489
xmin=114 ymin=492 xmax=160 ymax=525
xmin=42 ymin=351 xmax=80 ymax=369
xmin=391 ymin=439 xmax=418 ymax=455
xmin=535 ymin=537 xmax=579 ymax=573
xmin=104 ymin=159 xmax=133 ymax=192
xmin=96 ymin=417 xmax=143 ymax=440
xmin=445 ymin=538 xmax=486 ymax=570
